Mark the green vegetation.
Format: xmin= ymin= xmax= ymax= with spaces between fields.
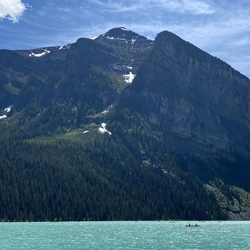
xmin=206 ymin=179 xmax=250 ymax=214
xmin=0 ymin=133 xmax=226 ymax=221
xmin=0 ymin=102 xmax=228 ymax=221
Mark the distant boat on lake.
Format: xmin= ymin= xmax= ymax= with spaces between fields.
xmin=185 ymin=223 xmax=199 ymax=227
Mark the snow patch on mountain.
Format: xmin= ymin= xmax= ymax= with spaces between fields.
xmin=131 ymin=39 xmax=136 ymax=45
xmin=59 ymin=44 xmax=71 ymax=50
xmin=29 ymin=49 xmax=50 ymax=57
xmin=98 ymin=123 xmax=111 ymax=135
xmin=123 ymin=72 xmax=135 ymax=83
xmin=121 ymin=28 xmax=130 ymax=31
xmin=105 ymin=36 xmax=138 ymax=44
xmin=91 ymin=36 xmax=99 ymax=40
xmin=0 ymin=115 xmax=7 ymax=120
xmin=126 ymin=66 xmax=133 ymax=69
xmin=4 ymin=105 xmax=12 ymax=112
xmin=101 ymin=105 xmax=113 ymax=115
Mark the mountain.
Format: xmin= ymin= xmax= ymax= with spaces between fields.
xmin=119 ymin=30 xmax=250 ymax=167
xmin=0 ymin=27 xmax=250 ymax=221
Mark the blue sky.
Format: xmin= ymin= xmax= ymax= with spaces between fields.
xmin=0 ymin=0 xmax=250 ymax=78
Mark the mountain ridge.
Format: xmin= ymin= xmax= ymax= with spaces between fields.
xmin=0 ymin=27 xmax=250 ymax=221
xmin=120 ymin=29 xmax=250 ymax=157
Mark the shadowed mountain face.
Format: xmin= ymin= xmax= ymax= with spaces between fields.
xmin=120 ymin=31 xmax=250 ymax=159
xmin=0 ymin=28 xmax=154 ymax=109
xmin=0 ymin=28 xmax=250 ymax=221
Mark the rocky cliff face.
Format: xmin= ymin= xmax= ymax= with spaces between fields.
xmin=120 ymin=30 xmax=250 ymax=160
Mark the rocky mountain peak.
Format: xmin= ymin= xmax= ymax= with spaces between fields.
xmin=94 ymin=27 xmax=154 ymax=51
xmin=103 ymin=27 xmax=147 ymax=40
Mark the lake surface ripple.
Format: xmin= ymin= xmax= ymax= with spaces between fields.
xmin=1 ymin=221 xmax=249 ymax=249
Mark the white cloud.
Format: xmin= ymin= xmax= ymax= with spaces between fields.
xmin=0 ymin=0 xmax=26 ymax=23
xmin=91 ymin=0 xmax=215 ymax=15
xmin=91 ymin=0 xmax=139 ymax=12
xmin=143 ymin=0 xmax=215 ymax=15
xmin=166 ymin=10 xmax=250 ymax=51
xmin=179 ymin=0 xmax=215 ymax=14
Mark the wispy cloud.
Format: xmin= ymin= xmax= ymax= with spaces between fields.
xmin=143 ymin=0 xmax=215 ymax=15
xmin=90 ymin=0 xmax=215 ymax=15
xmin=0 ymin=0 xmax=27 ymax=23
xmin=90 ymin=0 xmax=140 ymax=12
xmin=168 ymin=9 xmax=250 ymax=51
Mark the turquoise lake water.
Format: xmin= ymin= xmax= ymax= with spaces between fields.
xmin=0 ymin=221 xmax=249 ymax=249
